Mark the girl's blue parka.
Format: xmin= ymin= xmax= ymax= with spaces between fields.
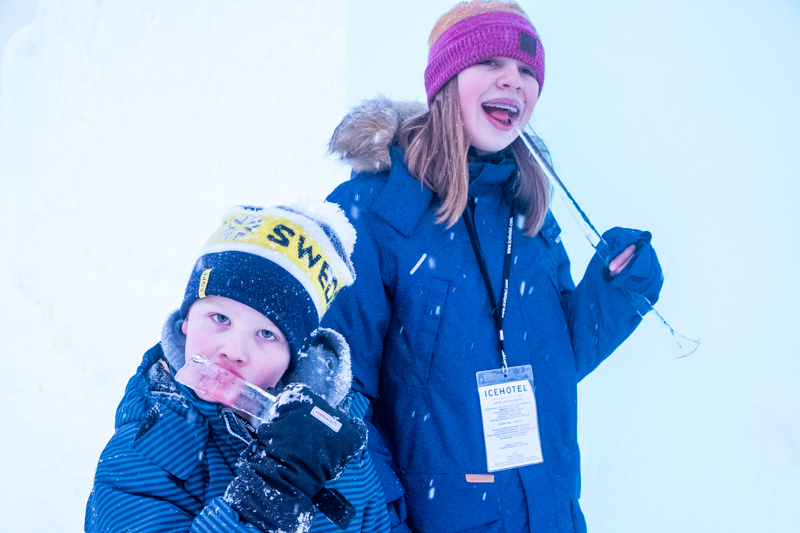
xmin=322 ymin=99 xmax=663 ymax=533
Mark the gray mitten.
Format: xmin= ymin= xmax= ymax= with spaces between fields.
xmin=281 ymin=328 xmax=353 ymax=408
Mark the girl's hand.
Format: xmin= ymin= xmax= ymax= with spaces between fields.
xmin=608 ymin=244 xmax=636 ymax=276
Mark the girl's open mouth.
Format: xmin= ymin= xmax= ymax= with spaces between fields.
xmin=482 ymin=102 xmax=520 ymax=125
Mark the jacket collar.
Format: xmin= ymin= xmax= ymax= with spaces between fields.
xmin=372 ymin=146 xmax=435 ymax=237
xmin=369 ymin=146 xmax=561 ymax=245
xmin=468 ymin=160 xmax=516 ymax=199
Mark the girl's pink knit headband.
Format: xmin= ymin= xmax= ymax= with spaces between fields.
xmin=424 ymin=10 xmax=545 ymax=104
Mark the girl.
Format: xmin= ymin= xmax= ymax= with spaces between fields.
xmin=323 ymin=2 xmax=663 ymax=532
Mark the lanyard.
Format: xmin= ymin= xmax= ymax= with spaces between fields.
xmin=463 ymin=197 xmax=515 ymax=376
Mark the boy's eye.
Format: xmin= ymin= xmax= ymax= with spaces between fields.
xmin=257 ymin=329 xmax=275 ymax=340
xmin=478 ymin=59 xmax=495 ymax=66
xmin=520 ymin=67 xmax=535 ymax=77
xmin=212 ymin=313 xmax=230 ymax=324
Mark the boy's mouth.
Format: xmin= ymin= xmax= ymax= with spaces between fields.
xmin=212 ymin=360 xmax=244 ymax=380
xmin=482 ymin=102 xmax=520 ymax=125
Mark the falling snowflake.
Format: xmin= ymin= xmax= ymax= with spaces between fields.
xmin=222 ymin=215 xmax=263 ymax=240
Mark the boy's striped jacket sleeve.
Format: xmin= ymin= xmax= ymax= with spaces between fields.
xmin=309 ymin=393 xmax=391 ymax=533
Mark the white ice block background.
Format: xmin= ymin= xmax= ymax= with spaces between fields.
xmin=1 ymin=1 xmax=798 ymax=531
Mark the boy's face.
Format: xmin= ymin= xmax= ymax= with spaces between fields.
xmin=181 ymin=295 xmax=291 ymax=393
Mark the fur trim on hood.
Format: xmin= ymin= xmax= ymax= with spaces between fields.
xmin=162 ymin=309 xmax=187 ymax=372
xmin=328 ymin=96 xmax=427 ymax=174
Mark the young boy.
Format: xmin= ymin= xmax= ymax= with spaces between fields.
xmin=85 ymin=202 xmax=391 ymax=533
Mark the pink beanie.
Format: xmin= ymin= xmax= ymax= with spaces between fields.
xmin=424 ymin=1 xmax=545 ymax=104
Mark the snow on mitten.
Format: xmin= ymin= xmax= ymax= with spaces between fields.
xmin=281 ymin=328 xmax=353 ymax=409
xmin=225 ymin=384 xmax=366 ymax=533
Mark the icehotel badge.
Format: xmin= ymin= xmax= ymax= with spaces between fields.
xmin=476 ymin=365 xmax=543 ymax=472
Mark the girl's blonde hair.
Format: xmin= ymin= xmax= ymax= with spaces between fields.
xmin=396 ymin=77 xmax=550 ymax=236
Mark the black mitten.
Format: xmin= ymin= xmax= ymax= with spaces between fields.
xmin=225 ymin=383 xmax=366 ymax=533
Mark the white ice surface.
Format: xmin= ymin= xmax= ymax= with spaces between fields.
xmin=2 ymin=0 xmax=799 ymax=532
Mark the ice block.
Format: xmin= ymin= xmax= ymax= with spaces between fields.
xmin=175 ymin=355 xmax=278 ymax=422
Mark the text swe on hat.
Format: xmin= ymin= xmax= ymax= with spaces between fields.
xmin=182 ymin=202 xmax=356 ymax=357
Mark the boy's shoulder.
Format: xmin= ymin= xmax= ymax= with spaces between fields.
xmin=114 ymin=343 xmax=192 ymax=429
xmin=92 ymin=345 xmax=222 ymax=505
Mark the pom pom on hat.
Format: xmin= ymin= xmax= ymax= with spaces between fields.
xmin=181 ymin=200 xmax=356 ymax=357
xmin=424 ymin=0 xmax=545 ymax=103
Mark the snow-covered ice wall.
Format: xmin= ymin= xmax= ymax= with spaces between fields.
xmin=2 ymin=0 xmax=799 ymax=531
xmin=0 ymin=1 xmax=347 ymax=530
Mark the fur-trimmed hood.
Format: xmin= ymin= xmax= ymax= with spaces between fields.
xmin=328 ymin=97 xmax=427 ymax=174
xmin=328 ymin=97 xmax=557 ymax=178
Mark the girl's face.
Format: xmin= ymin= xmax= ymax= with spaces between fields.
xmin=457 ymin=56 xmax=540 ymax=153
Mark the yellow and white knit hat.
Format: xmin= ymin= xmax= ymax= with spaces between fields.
xmin=181 ymin=200 xmax=356 ymax=357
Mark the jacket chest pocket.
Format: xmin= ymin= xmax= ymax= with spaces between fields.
xmin=409 ymin=277 xmax=451 ymax=388
xmin=516 ymin=236 xmax=568 ymax=315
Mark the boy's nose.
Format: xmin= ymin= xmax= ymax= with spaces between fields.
xmin=220 ymin=352 xmax=237 ymax=363
xmin=219 ymin=345 xmax=247 ymax=364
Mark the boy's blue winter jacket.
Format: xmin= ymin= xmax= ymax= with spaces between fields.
xmin=85 ymin=341 xmax=390 ymax=533
xmin=323 ymin=116 xmax=662 ymax=533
